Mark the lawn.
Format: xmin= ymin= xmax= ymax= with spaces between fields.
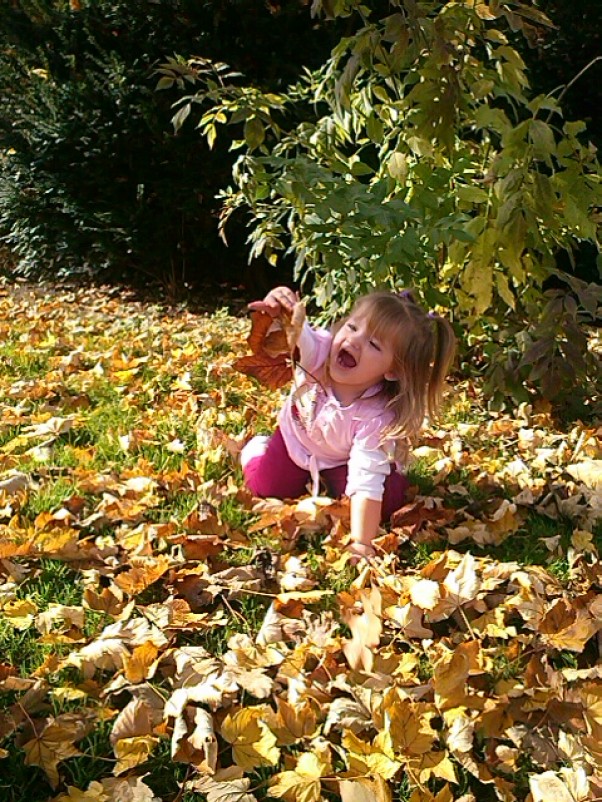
xmin=0 ymin=280 xmax=600 ymax=802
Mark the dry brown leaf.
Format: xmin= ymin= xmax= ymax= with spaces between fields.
xmin=234 ymin=311 xmax=295 ymax=388
xmin=341 ymin=587 xmax=383 ymax=672
xmin=189 ymin=766 xmax=258 ymax=802
xmin=113 ymin=555 xmax=171 ymax=596
xmin=233 ymin=352 xmax=293 ymax=390
xmin=529 ymin=770 xmax=586 ymax=802
xmin=21 ymin=713 xmax=94 ymax=788
xmin=284 ymin=301 xmax=306 ymax=353
xmin=339 ymin=777 xmax=392 ymax=802
xmin=566 ymin=460 xmax=602 ymax=489
xmin=188 ymin=707 xmax=218 ymax=772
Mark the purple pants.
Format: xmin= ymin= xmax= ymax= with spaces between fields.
xmin=242 ymin=428 xmax=408 ymax=522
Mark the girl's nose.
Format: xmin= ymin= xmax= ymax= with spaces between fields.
xmin=347 ymin=332 xmax=361 ymax=348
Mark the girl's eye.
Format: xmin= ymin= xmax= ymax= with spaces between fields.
xmin=370 ymin=340 xmax=381 ymax=351
xmin=347 ymin=322 xmax=357 ymax=331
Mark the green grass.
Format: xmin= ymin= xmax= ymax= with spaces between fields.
xmin=197 ymin=594 xmax=273 ymax=656
xmin=19 ymin=477 xmax=76 ymax=519
xmin=493 ymin=512 xmax=573 ymax=571
xmin=0 ymin=560 xmax=85 ymax=677
xmin=0 ymin=423 xmax=23 ymax=448
xmin=0 ymin=741 xmax=53 ymax=802
xmin=72 ymin=379 xmax=138 ymax=443
xmin=0 ymin=342 xmax=50 ymax=379
xmin=59 ymin=716 xmax=116 ymax=789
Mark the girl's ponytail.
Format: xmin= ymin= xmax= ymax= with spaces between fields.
xmin=426 ymin=314 xmax=456 ymax=421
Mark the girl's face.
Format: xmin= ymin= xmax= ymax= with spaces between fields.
xmin=329 ymin=311 xmax=396 ymax=400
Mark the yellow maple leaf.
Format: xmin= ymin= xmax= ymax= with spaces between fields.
xmin=123 ymin=641 xmax=160 ymax=683
xmin=113 ymin=555 xmax=171 ymax=596
xmin=433 ymin=649 xmax=470 ymax=710
xmin=270 ymin=751 xmax=330 ymax=802
xmin=2 ymin=598 xmax=38 ymax=629
xmin=342 ymin=730 xmax=401 ymax=780
xmin=385 ymin=696 xmax=436 ymax=757
xmin=52 ymin=781 xmax=109 ymax=801
xmin=571 ymin=529 xmax=596 ymax=553
xmin=408 ymin=750 xmax=457 ymax=784
xmin=266 ymin=697 xmax=319 ymax=745
xmin=113 ymin=735 xmax=158 ymax=775
xmin=220 ymin=707 xmax=279 ymax=769
xmin=35 ymin=528 xmax=80 ymax=556
xmin=409 ymin=785 xmax=454 ymax=802
xmin=581 ymin=683 xmax=602 ymax=739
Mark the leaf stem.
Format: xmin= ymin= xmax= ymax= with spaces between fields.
xmin=546 ymin=56 xmax=602 ymax=122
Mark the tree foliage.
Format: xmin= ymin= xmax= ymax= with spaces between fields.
xmin=0 ymin=0 xmax=336 ymax=289
xmin=164 ymin=0 xmax=602 ymax=410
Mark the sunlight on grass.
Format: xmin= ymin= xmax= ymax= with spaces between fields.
xmin=0 ymin=560 xmax=84 ymax=676
xmin=0 ymin=341 xmax=50 ymax=378
xmin=19 ymin=477 xmax=76 ymax=519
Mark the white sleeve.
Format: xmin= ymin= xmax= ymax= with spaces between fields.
xmin=345 ymin=421 xmax=392 ymax=501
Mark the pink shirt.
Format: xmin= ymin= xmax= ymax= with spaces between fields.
xmin=278 ymin=322 xmax=396 ymax=501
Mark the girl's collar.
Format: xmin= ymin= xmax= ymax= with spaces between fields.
xmin=327 ymin=380 xmax=385 ymax=407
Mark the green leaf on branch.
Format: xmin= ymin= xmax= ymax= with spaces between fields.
xmin=244 ymin=117 xmax=265 ymax=151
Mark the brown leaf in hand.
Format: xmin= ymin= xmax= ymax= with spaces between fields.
xmin=285 ymin=301 xmax=306 ymax=353
xmin=246 ymin=312 xmax=287 ymax=357
xmin=235 ymin=308 xmax=304 ymax=389
xmin=234 ymin=353 xmax=292 ymax=390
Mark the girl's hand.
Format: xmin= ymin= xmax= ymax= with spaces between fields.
xmin=348 ymin=540 xmax=377 ymax=564
xmin=248 ymin=286 xmax=298 ymax=318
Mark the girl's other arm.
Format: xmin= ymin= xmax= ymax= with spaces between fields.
xmin=349 ymin=494 xmax=382 ymax=559
xmin=248 ymin=286 xmax=298 ymax=318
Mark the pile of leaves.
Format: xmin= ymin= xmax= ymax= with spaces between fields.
xmin=0 ymin=281 xmax=600 ymax=802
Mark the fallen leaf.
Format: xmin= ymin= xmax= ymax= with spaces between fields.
xmin=22 ymin=713 xmax=93 ymax=788
xmin=189 ymin=766 xmax=258 ymax=802
xmin=220 ymin=707 xmax=280 ymax=769
xmin=269 ymin=751 xmax=331 ymax=802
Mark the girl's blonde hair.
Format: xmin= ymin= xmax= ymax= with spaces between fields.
xmin=341 ymin=290 xmax=456 ymax=445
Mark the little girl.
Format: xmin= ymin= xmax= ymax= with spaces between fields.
xmin=241 ymin=286 xmax=456 ymax=560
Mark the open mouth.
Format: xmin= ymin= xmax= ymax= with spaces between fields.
xmin=337 ymin=348 xmax=357 ymax=368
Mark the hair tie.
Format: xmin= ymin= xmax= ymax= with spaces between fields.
xmin=428 ymin=311 xmax=437 ymax=319
xmin=397 ymin=289 xmax=414 ymax=302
